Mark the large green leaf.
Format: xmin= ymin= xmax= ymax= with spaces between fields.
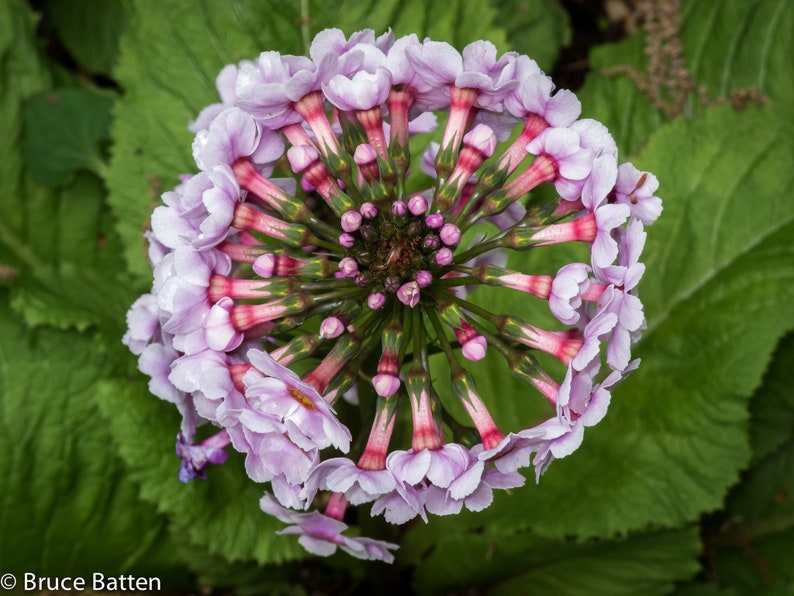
xmin=38 ymin=0 xmax=130 ymax=77
xmin=1 ymin=0 xmax=133 ymax=341
xmin=0 ymin=294 xmax=182 ymax=579
xmin=749 ymin=332 xmax=794 ymax=463
xmin=107 ymin=0 xmax=513 ymax=279
xmin=701 ymin=333 xmax=794 ymax=593
xmin=406 ymin=100 xmax=794 ymax=544
xmin=95 ymin=376 xmax=307 ymax=566
xmin=577 ymin=0 xmax=794 ymax=156
xmin=22 ymin=88 xmax=113 ymax=185
xmin=490 ymin=0 xmax=570 ymax=72
xmin=409 ymin=526 xmax=700 ymax=596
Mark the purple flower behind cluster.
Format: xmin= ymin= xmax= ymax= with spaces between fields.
xmin=124 ymin=27 xmax=661 ymax=563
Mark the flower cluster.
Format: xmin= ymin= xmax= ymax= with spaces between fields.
xmin=123 ymin=28 xmax=661 ymax=563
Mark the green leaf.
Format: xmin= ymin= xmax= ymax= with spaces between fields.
xmin=7 ymin=171 xmax=139 ymax=338
xmin=107 ymin=0 xmax=513 ymax=278
xmin=39 ymin=0 xmax=130 ymax=77
xmin=0 ymin=292 xmax=183 ymax=578
xmin=705 ymin=343 xmax=794 ymax=593
xmin=1 ymin=0 xmax=134 ymax=341
xmin=490 ymin=0 xmax=571 ymax=71
xmin=312 ymin=0 xmax=508 ymax=50
xmin=95 ymin=375 xmax=307 ymax=565
xmin=407 ymin=101 xmax=794 ymax=545
xmin=0 ymin=0 xmax=51 ymax=273
xmin=749 ymin=332 xmax=794 ymax=462
xmin=409 ymin=526 xmax=700 ymax=596
xmin=517 ymin=103 xmax=794 ymax=537
xmin=22 ymin=87 xmax=113 ymax=185
xmin=577 ymin=0 xmax=794 ymax=156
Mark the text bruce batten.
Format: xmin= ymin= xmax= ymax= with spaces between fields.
xmin=21 ymin=572 xmax=161 ymax=591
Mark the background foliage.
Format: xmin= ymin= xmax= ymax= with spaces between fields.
xmin=1 ymin=0 xmax=792 ymax=593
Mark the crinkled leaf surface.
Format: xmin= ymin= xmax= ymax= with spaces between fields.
xmin=22 ymin=88 xmax=113 ymax=185
xmin=2 ymin=2 xmax=133 ymax=338
xmin=406 ymin=101 xmax=794 ymax=546
xmin=749 ymin=332 xmax=794 ymax=463
xmin=490 ymin=0 xmax=570 ymax=72
xmin=409 ymin=526 xmax=700 ymax=596
xmin=696 ymin=333 xmax=794 ymax=593
xmin=0 ymin=294 xmax=182 ymax=578
xmin=0 ymin=0 xmax=185 ymax=581
xmin=107 ymin=0 xmax=511 ymax=279
xmin=95 ymin=376 xmax=306 ymax=565
xmin=39 ymin=0 xmax=130 ymax=77
xmin=577 ymin=0 xmax=794 ymax=156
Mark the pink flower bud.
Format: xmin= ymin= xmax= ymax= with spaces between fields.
xmin=415 ymin=270 xmax=433 ymax=287
xmin=373 ymin=373 xmax=401 ymax=397
xmin=354 ymin=143 xmax=378 ymax=165
xmin=338 ymin=233 xmax=356 ymax=249
xmin=341 ymin=210 xmax=363 ymax=232
xmin=338 ymin=257 xmax=359 ymax=277
xmin=408 ymin=195 xmax=429 ymax=216
xmin=462 ymin=123 xmax=497 ymax=157
xmin=435 ymin=247 xmax=454 ymax=266
xmin=397 ymin=281 xmax=420 ymax=307
xmin=359 ymin=202 xmax=378 ymax=219
xmin=319 ymin=316 xmax=345 ymax=339
xmin=286 ymin=145 xmax=319 ymax=173
xmin=439 ymin=223 xmax=461 ymax=246
xmin=252 ymin=254 xmax=276 ymax=278
xmin=425 ymin=213 xmax=444 ymax=229
xmin=367 ymin=292 xmax=386 ymax=310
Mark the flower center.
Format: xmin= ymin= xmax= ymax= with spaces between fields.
xmin=287 ymin=386 xmax=317 ymax=410
xmin=336 ymin=201 xmax=460 ymax=305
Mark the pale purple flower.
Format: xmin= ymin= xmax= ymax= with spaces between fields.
xmin=245 ymin=348 xmax=351 ymax=453
xmin=260 ymin=493 xmax=398 ymax=562
xmin=590 ymin=202 xmax=631 ymax=269
xmin=613 ymin=162 xmax=663 ymax=225
xmin=176 ymin=431 xmax=229 ymax=482
xmin=192 ymin=107 xmax=284 ymax=170
xmin=303 ymin=458 xmax=398 ymax=505
xmin=504 ymin=72 xmax=581 ymax=127
xmin=527 ymin=127 xmax=594 ymax=200
xmin=122 ymin=293 xmax=160 ymax=355
xmin=549 ymin=263 xmax=591 ymax=325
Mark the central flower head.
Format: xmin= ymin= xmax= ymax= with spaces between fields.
xmin=124 ymin=27 xmax=662 ymax=563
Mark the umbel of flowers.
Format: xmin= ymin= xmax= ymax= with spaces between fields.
xmin=124 ymin=29 xmax=661 ymax=563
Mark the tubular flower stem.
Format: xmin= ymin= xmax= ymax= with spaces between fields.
xmin=356 ymin=107 xmax=389 ymax=158
xmin=406 ymin=366 xmax=444 ymax=452
xmin=287 ymin=146 xmax=355 ymax=215
xmin=232 ymin=202 xmax=316 ymax=247
xmin=373 ymin=320 xmax=405 ymax=397
xmin=496 ymin=113 xmax=549 ymax=173
xmin=303 ymin=333 xmax=362 ymax=395
xmin=208 ymin=275 xmax=294 ymax=303
xmin=232 ymin=159 xmax=311 ymax=222
xmin=498 ymin=317 xmax=584 ymax=366
xmin=293 ymin=91 xmax=341 ymax=156
xmin=427 ymin=308 xmax=503 ymax=450
xmin=231 ymin=294 xmax=314 ymax=331
xmin=358 ymin=394 xmax=401 ymax=471
xmin=470 ymin=264 xmax=553 ymax=299
xmin=482 ymin=155 xmax=557 ymax=216
xmin=270 ymin=334 xmax=324 ymax=367
xmin=125 ymin=27 xmax=660 ymax=563
xmin=449 ymin=368 xmax=505 ymax=451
